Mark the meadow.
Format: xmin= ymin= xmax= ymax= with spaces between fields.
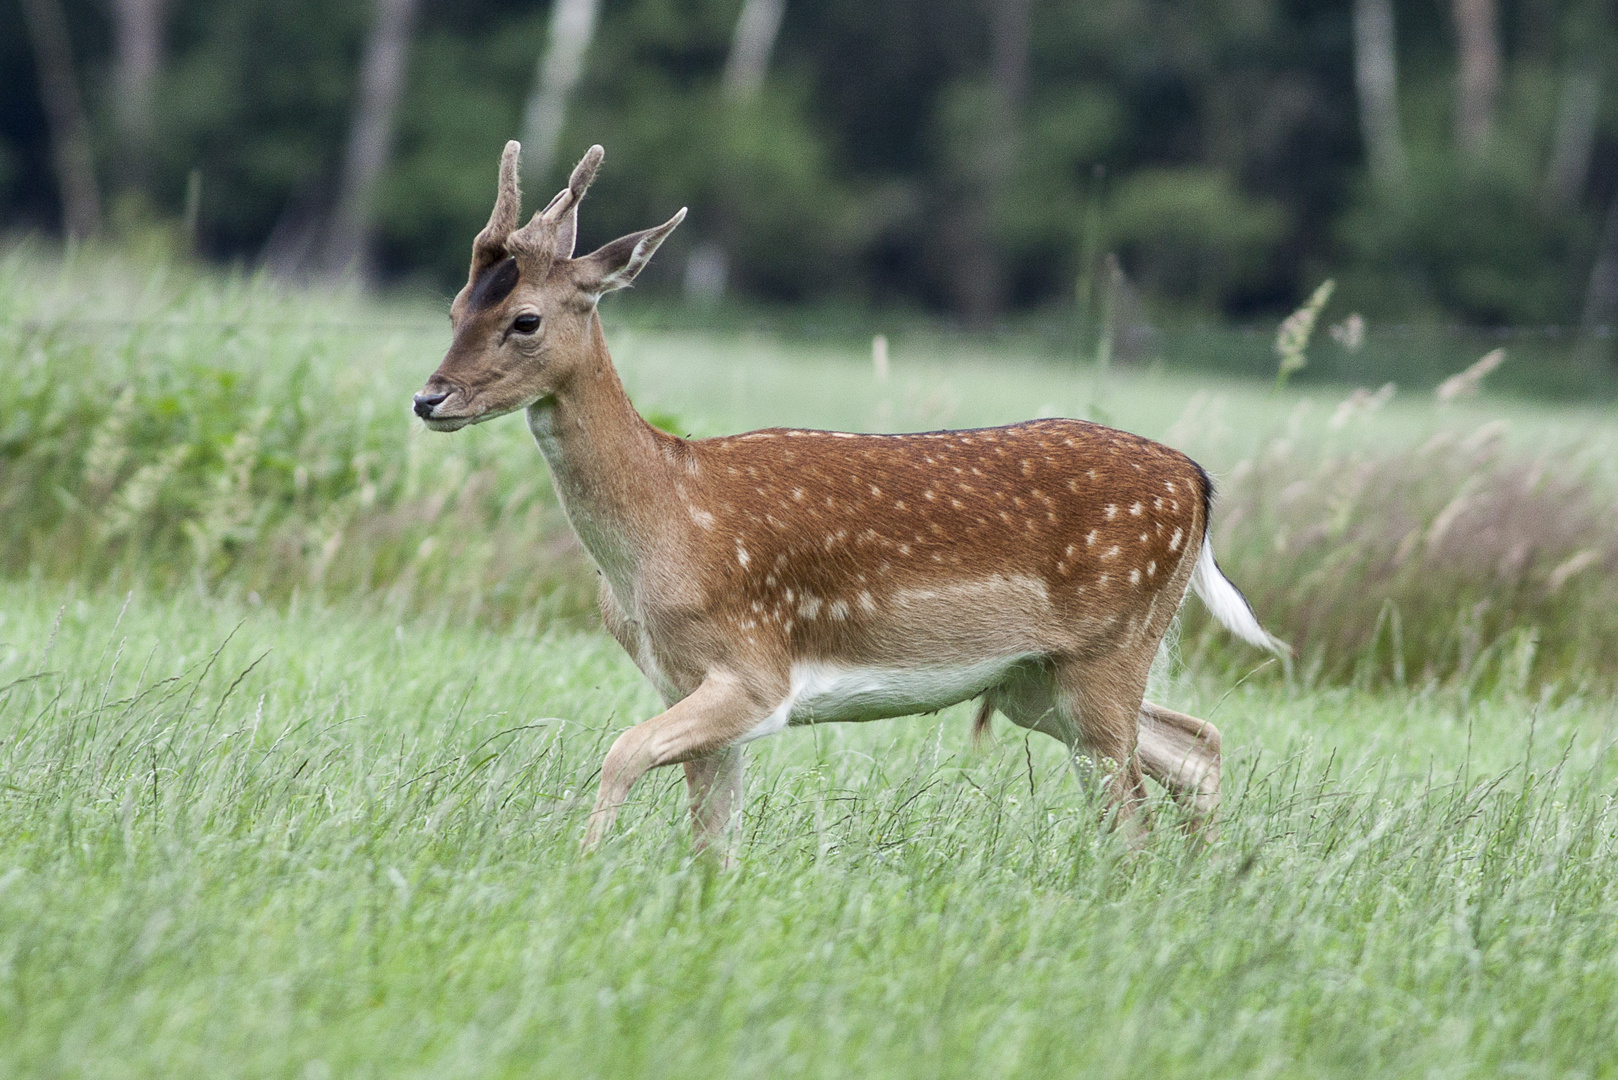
xmin=2 ymin=249 xmax=1617 ymax=1077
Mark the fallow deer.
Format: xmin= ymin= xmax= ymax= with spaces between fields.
xmin=414 ymin=142 xmax=1286 ymax=852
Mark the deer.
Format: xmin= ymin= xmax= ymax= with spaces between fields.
xmin=413 ymin=141 xmax=1287 ymax=854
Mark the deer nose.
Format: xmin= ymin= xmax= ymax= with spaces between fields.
xmin=413 ymin=391 xmax=449 ymax=419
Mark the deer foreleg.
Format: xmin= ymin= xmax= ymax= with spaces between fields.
xmin=683 ymin=745 xmax=745 ymax=862
xmin=584 ymin=674 xmax=764 ymax=849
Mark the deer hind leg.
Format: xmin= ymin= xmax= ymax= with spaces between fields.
xmin=984 ymin=661 xmax=1131 ymax=807
xmin=1049 ymin=654 xmax=1151 ymax=832
xmin=683 ymin=745 xmax=745 ymax=864
xmin=1136 ymin=702 xmax=1220 ymax=835
xmin=585 ymin=674 xmax=765 ymax=849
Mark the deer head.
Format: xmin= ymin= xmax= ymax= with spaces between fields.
xmin=413 ymin=141 xmax=686 ymax=431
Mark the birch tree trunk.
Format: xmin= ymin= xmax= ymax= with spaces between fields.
xmin=521 ymin=0 xmax=603 ymax=186
xmin=1352 ymin=0 xmax=1407 ymax=191
xmin=322 ymin=0 xmax=421 ymax=278
xmin=18 ymin=0 xmax=101 ymax=238
xmin=1452 ymin=0 xmax=1500 ymax=157
xmin=1581 ymin=191 xmax=1618 ymax=354
xmin=1545 ymin=59 xmax=1601 ymax=209
xmin=110 ymin=0 xmax=167 ymax=193
xmin=723 ymin=0 xmax=786 ymax=100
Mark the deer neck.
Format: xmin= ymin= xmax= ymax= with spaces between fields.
xmin=525 ymin=312 xmax=673 ymax=606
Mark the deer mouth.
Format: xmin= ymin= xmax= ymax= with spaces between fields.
xmin=422 ymin=413 xmax=474 ymax=432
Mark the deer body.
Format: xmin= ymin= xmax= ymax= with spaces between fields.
xmin=416 ymin=142 xmax=1283 ymax=853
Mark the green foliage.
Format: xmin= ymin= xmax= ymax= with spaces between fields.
xmin=0 ymin=247 xmax=594 ymax=624
xmin=1338 ymin=149 xmax=1591 ymax=325
xmin=1 ymin=583 xmax=1616 ymax=1076
xmin=569 ymin=79 xmax=853 ymax=300
xmin=9 ymin=0 xmax=1616 ymax=321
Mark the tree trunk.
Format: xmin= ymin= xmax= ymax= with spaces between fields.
xmin=1452 ymin=0 xmax=1500 ymax=157
xmin=723 ymin=0 xmax=786 ymax=100
xmin=110 ymin=0 xmax=167 ymax=193
xmin=1545 ymin=59 xmax=1601 ymax=209
xmin=1352 ymin=0 xmax=1407 ymax=191
xmin=18 ymin=0 xmax=100 ymax=238
xmin=685 ymin=0 xmax=789 ymax=304
xmin=1581 ymin=190 xmax=1618 ymax=355
xmin=322 ymin=0 xmax=421 ymax=279
xmin=948 ymin=0 xmax=1030 ymax=325
xmin=521 ymin=0 xmax=603 ymax=186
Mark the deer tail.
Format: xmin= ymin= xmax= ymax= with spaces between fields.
xmin=1189 ymin=537 xmax=1290 ymax=657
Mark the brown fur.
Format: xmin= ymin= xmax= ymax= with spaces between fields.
xmin=416 ymin=142 xmax=1234 ymax=855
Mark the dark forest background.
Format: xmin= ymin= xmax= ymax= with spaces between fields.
xmin=6 ymin=0 xmax=1618 ymax=326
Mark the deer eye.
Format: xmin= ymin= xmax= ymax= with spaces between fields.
xmin=512 ymin=313 xmax=541 ymax=334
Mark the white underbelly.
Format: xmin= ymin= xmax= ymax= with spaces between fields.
xmin=742 ymin=655 xmax=1035 ymax=743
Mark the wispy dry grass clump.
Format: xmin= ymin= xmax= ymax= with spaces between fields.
xmin=1195 ymin=415 xmax=1618 ymax=690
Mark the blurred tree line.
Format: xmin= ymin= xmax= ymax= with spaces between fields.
xmin=5 ymin=0 xmax=1618 ymax=325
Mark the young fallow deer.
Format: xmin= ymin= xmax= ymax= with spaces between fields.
xmin=414 ymin=142 xmax=1287 ymax=852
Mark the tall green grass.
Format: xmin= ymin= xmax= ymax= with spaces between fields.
xmin=1 ymin=582 xmax=1615 ymax=1077
xmin=0 ymin=248 xmax=592 ymax=624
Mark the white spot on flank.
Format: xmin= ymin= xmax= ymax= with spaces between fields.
xmin=1129 ymin=569 xmax=1141 ymax=585
xmin=798 ymin=595 xmax=822 ymax=619
xmin=1086 ymin=530 xmax=1098 ymax=546
xmin=1105 ymin=505 xmax=1117 ymax=520
xmin=1129 ymin=502 xmax=1143 ymax=516
xmin=793 ymin=488 xmax=804 ymax=501
xmin=858 ymin=591 xmax=877 ymax=613
xmin=1147 ymin=561 xmax=1157 ymax=576
xmin=1103 ymin=545 xmax=1120 ymax=559
xmin=736 ymin=545 xmax=750 ymax=567
xmin=688 ymin=505 xmax=715 ymax=529
xmin=829 ymin=599 xmax=850 ymax=620
xmin=1169 ymin=527 xmax=1184 ymax=552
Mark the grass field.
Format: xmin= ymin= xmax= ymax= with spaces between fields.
xmin=3 ymin=251 xmax=1618 ymax=1076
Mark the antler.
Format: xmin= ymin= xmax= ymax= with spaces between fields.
xmin=508 ymin=144 xmax=605 ymax=269
xmin=468 ymin=141 xmax=523 ymax=284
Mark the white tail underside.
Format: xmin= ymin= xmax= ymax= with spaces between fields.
xmin=1190 ymin=538 xmax=1289 ymax=656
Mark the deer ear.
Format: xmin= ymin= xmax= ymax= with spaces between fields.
xmin=572 ymin=208 xmax=686 ymax=297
